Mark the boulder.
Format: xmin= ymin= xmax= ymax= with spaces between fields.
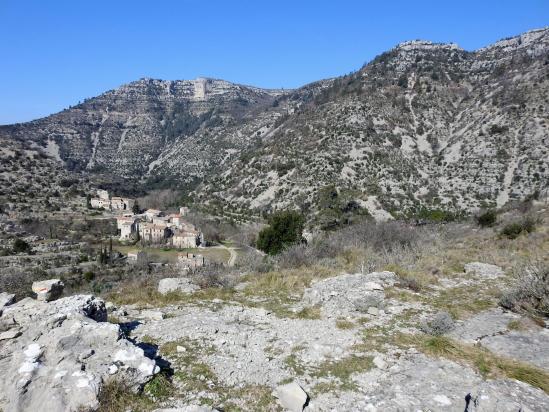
xmin=273 ymin=381 xmax=309 ymax=412
xmin=31 ymin=278 xmax=64 ymax=301
xmin=0 ymin=292 xmax=15 ymax=310
xmin=0 ymin=295 xmax=158 ymax=412
xmin=158 ymin=277 xmax=199 ymax=295
xmin=464 ymin=262 xmax=504 ymax=279
xmin=302 ymin=271 xmax=396 ymax=317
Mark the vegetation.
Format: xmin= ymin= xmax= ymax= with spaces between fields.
xmin=500 ymin=261 xmax=549 ymax=318
xmin=476 ymin=209 xmax=497 ymax=227
xmin=12 ymin=238 xmax=31 ymax=254
xmin=501 ymin=216 xmax=538 ymax=239
xmin=256 ymin=210 xmax=305 ymax=255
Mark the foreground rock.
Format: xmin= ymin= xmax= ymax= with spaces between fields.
xmin=273 ymin=381 xmax=309 ymax=412
xmin=158 ymin=277 xmax=199 ymax=295
xmin=307 ymin=352 xmax=549 ymax=411
xmin=31 ymin=278 xmax=64 ymax=301
xmin=0 ymin=292 xmax=15 ymax=316
xmin=451 ymin=308 xmax=549 ymax=370
xmin=0 ymin=295 xmax=159 ymax=411
xmin=302 ymin=271 xmax=396 ymax=317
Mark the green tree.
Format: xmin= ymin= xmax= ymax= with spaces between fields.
xmin=12 ymin=238 xmax=31 ymax=254
xmin=256 ymin=211 xmax=305 ymax=255
xmin=132 ymin=201 xmax=140 ymax=215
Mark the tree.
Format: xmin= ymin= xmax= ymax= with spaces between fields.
xmin=12 ymin=238 xmax=31 ymax=254
xmin=132 ymin=201 xmax=140 ymax=215
xmin=256 ymin=211 xmax=305 ymax=255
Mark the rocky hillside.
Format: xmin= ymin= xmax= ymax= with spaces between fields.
xmin=1 ymin=28 xmax=548 ymax=218
xmin=199 ymin=28 xmax=549 ymax=217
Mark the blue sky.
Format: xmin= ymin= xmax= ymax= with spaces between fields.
xmin=0 ymin=0 xmax=547 ymax=124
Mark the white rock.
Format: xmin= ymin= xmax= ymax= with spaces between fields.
xmin=373 ymin=355 xmax=388 ymax=369
xmin=0 ymin=294 xmax=158 ymax=411
xmin=464 ymin=262 xmax=504 ymax=279
xmin=158 ymin=277 xmax=199 ymax=295
xmin=0 ymin=292 xmax=15 ymax=310
xmin=0 ymin=329 xmax=21 ymax=341
xmin=367 ymin=307 xmax=379 ymax=316
xmin=31 ymin=279 xmax=64 ymax=301
xmin=140 ymin=309 xmax=165 ymax=321
xmin=273 ymin=381 xmax=309 ymax=412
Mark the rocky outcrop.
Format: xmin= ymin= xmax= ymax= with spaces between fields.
xmin=31 ymin=278 xmax=64 ymax=301
xmin=0 ymin=295 xmax=159 ymax=412
xmin=273 ymin=381 xmax=309 ymax=412
xmin=158 ymin=277 xmax=199 ymax=295
xmin=464 ymin=262 xmax=504 ymax=279
xmin=302 ymin=271 xmax=396 ymax=317
xmin=0 ymin=292 xmax=15 ymax=314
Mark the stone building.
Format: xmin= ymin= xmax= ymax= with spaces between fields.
xmin=139 ymin=223 xmax=168 ymax=243
xmin=111 ymin=197 xmax=135 ymax=211
xmin=177 ymin=253 xmax=205 ymax=269
xmin=144 ymin=209 xmax=162 ymax=221
xmin=116 ymin=216 xmax=139 ymax=240
xmin=172 ymin=229 xmax=202 ymax=249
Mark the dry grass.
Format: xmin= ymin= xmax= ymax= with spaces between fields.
xmin=336 ymin=319 xmax=356 ymax=329
xmin=97 ymin=380 xmax=154 ymax=412
xmin=311 ymin=355 xmax=373 ymax=391
xmin=105 ymin=280 xmax=236 ymax=308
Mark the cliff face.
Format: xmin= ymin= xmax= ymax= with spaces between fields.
xmin=1 ymin=28 xmax=548 ymax=216
xmin=0 ymin=78 xmax=285 ymax=182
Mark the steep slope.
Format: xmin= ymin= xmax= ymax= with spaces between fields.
xmin=197 ymin=28 xmax=549 ymax=217
xmin=0 ymin=78 xmax=286 ymax=186
xmin=1 ymin=28 xmax=547 ymax=219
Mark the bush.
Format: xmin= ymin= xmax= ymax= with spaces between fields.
xmin=420 ymin=311 xmax=455 ymax=336
xmin=256 ymin=211 xmax=305 ymax=255
xmin=500 ymin=262 xmax=549 ymax=318
xmin=83 ymin=271 xmax=95 ymax=282
xmin=501 ymin=216 xmax=538 ymax=239
xmin=12 ymin=238 xmax=31 ymax=254
xmin=476 ymin=209 xmax=497 ymax=227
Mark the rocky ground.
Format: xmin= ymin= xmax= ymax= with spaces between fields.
xmin=1 ymin=206 xmax=548 ymax=411
xmin=2 ymin=260 xmax=547 ymax=411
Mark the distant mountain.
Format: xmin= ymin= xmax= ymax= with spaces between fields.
xmin=1 ymin=28 xmax=548 ymax=220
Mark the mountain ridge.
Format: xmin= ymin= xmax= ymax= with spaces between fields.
xmin=1 ymin=27 xmax=548 ymax=220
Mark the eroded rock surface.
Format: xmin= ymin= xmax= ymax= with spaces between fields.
xmin=0 ymin=295 xmax=159 ymax=411
xmin=302 ymin=271 xmax=396 ymax=317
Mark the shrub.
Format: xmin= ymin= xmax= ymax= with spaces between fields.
xmin=83 ymin=271 xmax=95 ymax=282
xmin=501 ymin=216 xmax=538 ymax=239
xmin=12 ymin=238 xmax=31 ymax=254
xmin=256 ymin=211 xmax=305 ymax=255
xmin=500 ymin=262 xmax=549 ymax=318
xmin=420 ymin=311 xmax=455 ymax=336
xmin=476 ymin=209 xmax=497 ymax=227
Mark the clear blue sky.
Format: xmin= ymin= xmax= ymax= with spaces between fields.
xmin=1 ymin=0 xmax=547 ymax=124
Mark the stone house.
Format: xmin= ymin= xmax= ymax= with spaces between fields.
xmin=90 ymin=197 xmax=111 ymax=209
xmin=152 ymin=216 xmax=170 ymax=225
xmin=139 ymin=223 xmax=168 ymax=243
xmin=144 ymin=209 xmax=162 ymax=221
xmin=127 ymin=250 xmax=146 ymax=263
xmin=171 ymin=228 xmax=203 ymax=248
xmin=177 ymin=253 xmax=205 ymax=269
xmin=116 ymin=216 xmax=139 ymax=240
xmin=111 ymin=197 xmax=135 ymax=211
